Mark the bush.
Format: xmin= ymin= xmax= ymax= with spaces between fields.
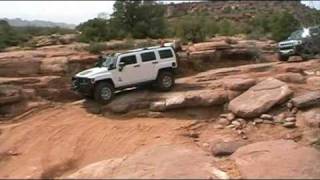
xmin=86 ymin=42 xmax=107 ymax=54
xmin=248 ymin=11 xmax=300 ymax=41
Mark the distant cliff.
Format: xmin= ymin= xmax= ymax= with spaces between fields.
xmin=1 ymin=18 xmax=76 ymax=29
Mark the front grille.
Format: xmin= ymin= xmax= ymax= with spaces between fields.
xmin=72 ymin=77 xmax=90 ymax=88
xmin=280 ymin=46 xmax=294 ymax=50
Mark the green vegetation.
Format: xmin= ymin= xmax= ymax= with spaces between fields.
xmin=0 ymin=20 xmax=76 ymax=51
xmin=77 ymin=0 xmax=167 ymax=42
xmin=247 ymin=11 xmax=301 ymax=41
xmin=1 ymin=1 xmax=318 ymax=51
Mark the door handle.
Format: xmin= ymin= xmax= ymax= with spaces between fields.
xmin=152 ymin=61 xmax=158 ymax=64
xmin=134 ymin=64 xmax=140 ymax=68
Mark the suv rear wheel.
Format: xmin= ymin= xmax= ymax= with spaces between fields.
xmin=155 ymin=71 xmax=174 ymax=91
xmin=94 ymin=82 xmax=114 ymax=104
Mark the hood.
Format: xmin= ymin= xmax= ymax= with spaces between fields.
xmin=75 ymin=67 xmax=109 ymax=78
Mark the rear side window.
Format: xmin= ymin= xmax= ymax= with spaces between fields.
xmin=119 ymin=55 xmax=137 ymax=65
xmin=159 ymin=49 xmax=173 ymax=59
xmin=141 ymin=52 xmax=156 ymax=62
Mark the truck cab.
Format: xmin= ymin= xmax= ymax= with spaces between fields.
xmin=72 ymin=46 xmax=178 ymax=104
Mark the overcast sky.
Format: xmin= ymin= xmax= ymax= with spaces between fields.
xmin=0 ymin=1 xmax=319 ymax=25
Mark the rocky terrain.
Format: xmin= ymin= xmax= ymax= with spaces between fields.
xmin=165 ymin=1 xmax=318 ymax=24
xmin=0 ymin=35 xmax=320 ymax=179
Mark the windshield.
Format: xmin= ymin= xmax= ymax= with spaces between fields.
xmin=95 ymin=56 xmax=116 ymax=68
xmin=288 ymin=30 xmax=303 ymax=40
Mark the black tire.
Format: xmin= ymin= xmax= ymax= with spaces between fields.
xmin=94 ymin=82 xmax=114 ymax=104
xmin=155 ymin=71 xmax=175 ymax=91
xmin=278 ymin=54 xmax=289 ymax=61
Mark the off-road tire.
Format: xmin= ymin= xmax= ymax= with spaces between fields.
xmin=278 ymin=54 xmax=289 ymax=61
xmin=155 ymin=71 xmax=175 ymax=91
xmin=94 ymin=82 xmax=114 ymax=104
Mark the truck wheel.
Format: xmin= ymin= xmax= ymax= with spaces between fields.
xmin=156 ymin=71 xmax=174 ymax=91
xmin=94 ymin=82 xmax=114 ymax=104
xmin=278 ymin=54 xmax=289 ymax=61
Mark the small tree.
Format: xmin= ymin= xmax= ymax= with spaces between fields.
xmin=269 ymin=11 xmax=300 ymax=41
xmin=76 ymin=18 xmax=116 ymax=42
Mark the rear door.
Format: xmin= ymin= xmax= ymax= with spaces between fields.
xmin=139 ymin=50 xmax=158 ymax=81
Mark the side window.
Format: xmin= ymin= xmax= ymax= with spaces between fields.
xmin=159 ymin=49 xmax=173 ymax=59
xmin=119 ymin=55 xmax=137 ymax=65
xmin=141 ymin=51 xmax=156 ymax=62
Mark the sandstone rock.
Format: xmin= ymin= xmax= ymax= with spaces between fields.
xmin=217 ymin=118 xmax=230 ymax=126
xmin=231 ymin=120 xmax=241 ymax=127
xmin=288 ymin=56 xmax=303 ymax=62
xmin=275 ymin=73 xmax=305 ymax=83
xmin=232 ymin=140 xmax=320 ymax=179
xmin=229 ymin=78 xmax=293 ymax=118
xmin=263 ymin=120 xmax=274 ymax=124
xmin=0 ymin=85 xmax=23 ymax=105
xmin=260 ymin=114 xmax=273 ymax=120
xmin=150 ymin=101 xmax=166 ymax=112
xmin=165 ymin=90 xmax=228 ymax=110
xmin=108 ymin=104 xmax=130 ymax=114
xmin=285 ymin=117 xmax=296 ymax=122
xmin=290 ymin=91 xmax=320 ymax=109
xmin=226 ymin=113 xmax=236 ymax=121
xmin=223 ymin=78 xmax=256 ymax=91
xmin=283 ymin=122 xmax=296 ymax=128
xmin=0 ymin=55 xmax=41 ymax=76
xmin=227 ymin=90 xmax=242 ymax=101
xmin=296 ymin=107 xmax=320 ymax=128
xmin=191 ymin=41 xmax=231 ymax=52
xmin=211 ymin=140 xmax=248 ymax=157
xmin=66 ymin=145 xmax=220 ymax=179
xmin=253 ymin=118 xmax=263 ymax=124
xmin=306 ymin=76 xmax=320 ymax=88
xmin=40 ymin=57 xmax=68 ymax=74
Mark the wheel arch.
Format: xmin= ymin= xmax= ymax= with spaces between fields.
xmin=156 ymin=67 xmax=174 ymax=78
xmin=94 ymin=78 xmax=115 ymax=88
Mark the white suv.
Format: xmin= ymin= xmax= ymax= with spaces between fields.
xmin=72 ymin=45 xmax=178 ymax=103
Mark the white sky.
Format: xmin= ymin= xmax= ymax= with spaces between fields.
xmin=0 ymin=1 xmax=318 ymax=25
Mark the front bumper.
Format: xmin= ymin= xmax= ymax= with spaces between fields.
xmin=71 ymin=77 xmax=94 ymax=95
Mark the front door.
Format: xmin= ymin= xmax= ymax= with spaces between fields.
xmin=116 ymin=54 xmax=142 ymax=87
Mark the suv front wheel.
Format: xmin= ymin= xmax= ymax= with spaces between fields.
xmin=94 ymin=82 xmax=114 ymax=104
xmin=155 ymin=71 xmax=175 ymax=91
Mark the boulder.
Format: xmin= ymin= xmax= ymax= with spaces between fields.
xmin=66 ymin=145 xmax=221 ymax=179
xmin=165 ymin=90 xmax=228 ymax=110
xmin=232 ymin=140 xmax=320 ymax=179
xmin=229 ymin=78 xmax=293 ymax=118
xmin=290 ymin=91 xmax=320 ymax=109
xmin=211 ymin=140 xmax=248 ymax=157
xmin=275 ymin=73 xmax=306 ymax=84
xmin=223 ymin=78 xmax=256 ymax=91
xmin=296 ymin=107 xmax=320 ymax=128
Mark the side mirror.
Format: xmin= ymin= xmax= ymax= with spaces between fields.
xmin=119 ymin=62 xmax=125 ymax=71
